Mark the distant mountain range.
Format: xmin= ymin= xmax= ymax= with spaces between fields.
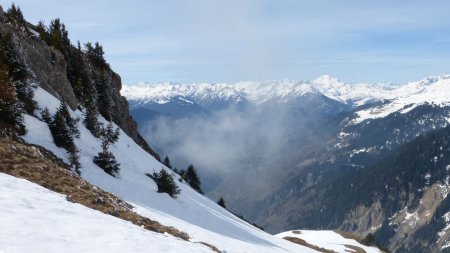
xmin=123 ymin=74 xmax=450 ymax=115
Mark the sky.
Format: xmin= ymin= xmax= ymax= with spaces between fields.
xmin=2 ymin=0 xmax=450 ymax=84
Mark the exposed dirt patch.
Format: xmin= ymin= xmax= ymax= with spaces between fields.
xmin=344 ymin=244 xmax=366 ymax=253
xmin=334 ymin=230 xmax=363 ymax=242
xmin=197 ymin=242 xmax=221 ymax=253
xmin=282 ymin=236 xmax=337 ymax=253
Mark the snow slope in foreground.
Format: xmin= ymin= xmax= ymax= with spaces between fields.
xmin=277 ymin=230 xmax=382 ymax=253
xmin=22 ymin=87 xmax=317 ymax=253
xmin=0 ymin=172 xmax=211 ymax=253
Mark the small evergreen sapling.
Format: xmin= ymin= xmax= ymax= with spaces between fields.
xmin=147 ymin=169 xmax=180 ymax=198
xmin=217 ymin=197 xmax=226 ymax=209
xmin=185 ymin=164 xmax=203 ymax=194
xmin=40 ymin=107 xmax=51 ymax=124
xmin=163 ymin=156 xmax=172 ymax=169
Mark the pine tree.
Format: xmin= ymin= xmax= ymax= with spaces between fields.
xmin=217 ymin=197 xmax=226 ymax=208
xmin=6 ymin=4 xmax=25 ymax=26
xmin=40 ymin=107 xmax=51 ymax=124
xmin=74 ymin=76 xmax=84 ymax=101
xmin=0 ymin=32 xmax=27 ymax=81
xmin=97 ymin=72 xmax=113 ymax=121
xmin=57 ymin=102 xmax=80 ymax=138
xmin=48 ymin=103 xmax=81 ymax=173
xmin=0 ymin=31 xmax=36 ymax=114
xmin=93 ymin=122 xmax=121 ymax=176
xmin=147 ymin=169 xmax=180 ymax=198
xmin=185 ymin=164 xmax=203 ymax=194
xmin=100 ymin=122 xmax=120 ymax=150
xmin=49 ymin=109 xmax=74 ymax=149
xmin=93 ymin=42 xmax=105 ymax=64
xmin=83 ymin=85 xmax=101 ymax=137
xmin=70 ymin=42 xmax=84 ymax=101
xmin=0 ymin=30 xmax=31 ymax=134
xmin=85 ymin=41 xmax=106 ymax=67
xmin=60 ymin=24 xmax=70 ymax=57
xmin=36 ymin=20 xmax=47 ymax=37
xmin=163 ymin=156 xmax=172 ymax=169
xmin=67 ymin=145 xmax=81 ymax=175
xmin=46 ymin=19 xmax=71 ymax=59
xmin=48 ymin=19 xmax=62 ymax=49
xmin=0 ymin=63 xmax=24 ymax=134
xmin=93 ymin=151 xmax=120 ymax=176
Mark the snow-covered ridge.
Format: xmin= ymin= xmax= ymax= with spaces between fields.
xmin=353 ymin=74 xmax=450 ymax=124
xmin=123 ymin=74 xmax=450 ymax=122
xmin=123 ymin=82 xmax=247 ymax=107
xmin=123 ymin=76 xmax=381 ymax=106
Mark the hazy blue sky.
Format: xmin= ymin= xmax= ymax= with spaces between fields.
xmin=2 ymin=0 xmax=450 ymax=84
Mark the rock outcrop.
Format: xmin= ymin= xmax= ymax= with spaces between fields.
xmin=0 ymin=9 xmax=77 ymax=109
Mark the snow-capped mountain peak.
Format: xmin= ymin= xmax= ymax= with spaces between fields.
xmin=123 ymin=74 xmax=450 ymax=125
xmin=122 ymin=76 xmax=385 ymax=108
xmin=312 ymin=74 xmax=342 ymax=85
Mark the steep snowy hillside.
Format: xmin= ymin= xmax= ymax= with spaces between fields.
xmin=21 ymin=87 xmax=321 ymax=253
xmin=0 ymin=173 xmax=212 ymax=253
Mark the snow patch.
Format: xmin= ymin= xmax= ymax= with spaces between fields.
xmin=349 ymin=148 xmax=367 ymax=158
xmin=276 ymin=230 xmax=382 ymax=253
xmin=438 ymin=212 xmax=450 ymax=247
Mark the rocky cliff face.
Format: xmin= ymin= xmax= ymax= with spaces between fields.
xmin=0 ymin=9 xmax=77 ymax=109
xmin=0 ymin=6 xmax=159 ymax=160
